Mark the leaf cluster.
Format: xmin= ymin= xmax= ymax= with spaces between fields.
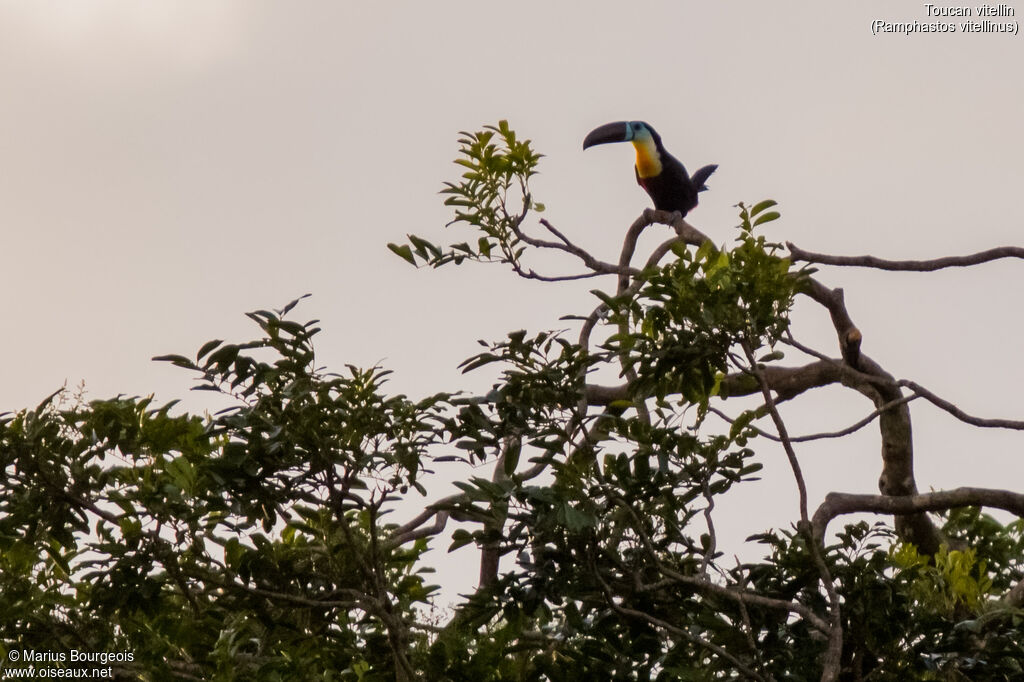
xmin=389 ymin=120 xmax=542 ymax=270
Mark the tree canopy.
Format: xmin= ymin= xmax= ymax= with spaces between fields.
xmin=2 ymin=122 xmax=1024 ymax=681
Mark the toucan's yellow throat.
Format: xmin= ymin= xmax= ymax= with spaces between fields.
xmin=632 ymin=137 xmax=662 ymax=179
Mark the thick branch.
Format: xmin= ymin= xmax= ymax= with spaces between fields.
xmin=835 ymin=354 xmax=944 ymax=553
xmin=386 ymin=510 xmax=450 ymax=549
xmin=767 ymin=336 xmax=942 ymax=552
xmin=587 ymin=360 xmax=847 ymax=407
xmin=811 ymin=488 xmax=1024 ymax=544
xmin=788 ymin=243 xmax=1024 ymax=271
xmin=800 ymin=279 xmax=862 ymax=368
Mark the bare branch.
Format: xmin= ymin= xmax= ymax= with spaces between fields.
xmin=386 ymin=510 xmax=451 ymax=550
xmin=612 ymin=208 xmax=711 ymax=288
xmin=507 ymin=263 xmax=612 ymax=282
xmin=788 ymin=243 xmax=1024 ymax=271
xmin=897 ymin=379 xmax=1024 ymax=430
xmin=589 ymin=358 xmax=852 ymax=408
xmin=386 ymin=493 xmax=464 ymax=549
xmin=708 ymin=392 xmax=919 ymax=444
xmin=811 ymin=488 xmax=1024 ymax=543
xmin=508 ymin=215 xmax=634 ymax=278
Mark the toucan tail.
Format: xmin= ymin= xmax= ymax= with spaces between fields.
xmin=691 ymin=164 xmax=718 ymax=192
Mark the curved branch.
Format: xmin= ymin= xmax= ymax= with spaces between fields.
xmin=898 ymin=379 xmax=1024 ymax=430
xmin=708 ymin=392 xmax=919 ymax=444
xmin=811 ymin=488 xmax=1024 ymax=543
xmin=788 ymin=243 xmax=1024 ymax=271
xmin=386 ymin=510 xmax=451 ymax=550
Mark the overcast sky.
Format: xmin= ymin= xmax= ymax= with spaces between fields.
xmin=2 ymin=2 xmax=1022 ymax=601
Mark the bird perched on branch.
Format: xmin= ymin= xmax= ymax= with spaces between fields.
xmin=583 ymin=121 xmax=717 ymax=217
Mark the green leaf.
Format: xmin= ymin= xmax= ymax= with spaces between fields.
xmin=753 ymin=211 xmax=781 ymax=227
xmin=388 ymin=243 xmax=417 ymax=265
xmin=478 ymin=237 xmax=492 ymax=258
xmin=749 ymin=199 xmax=778 ymax=217
xmin=560 ymin=502 xmax=595 ymax=531
xmin=197 ymin=339 xmax=223 ymax=360
xmin=408 ymin=234 xmax=442 ymax=258
xmin=694 ymin=239 xmax=715 ymax=263
xmin=449 ymin=529 xmax=475 ymax=551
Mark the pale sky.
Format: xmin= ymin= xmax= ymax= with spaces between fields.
xmin=2 ymin=2 xmax=1022 ymax=601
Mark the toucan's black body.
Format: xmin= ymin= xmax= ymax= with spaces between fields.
xmin=583 ymin=121 xmax=717 ymax=217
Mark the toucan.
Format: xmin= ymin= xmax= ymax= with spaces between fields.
xmin=583 ymin=121 xmax=717 ymax=217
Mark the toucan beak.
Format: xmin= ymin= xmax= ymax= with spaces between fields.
xmin=583 ymin=121 xmax=631 ymax=150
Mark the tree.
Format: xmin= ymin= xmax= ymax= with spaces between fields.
xmin=2 ymin=121 xmax=1023 ymax=681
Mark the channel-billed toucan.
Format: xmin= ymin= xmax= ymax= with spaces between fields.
xmin=583 ymin=121 xmax=717 ymax=217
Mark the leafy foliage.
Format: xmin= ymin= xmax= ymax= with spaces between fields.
xmin=1 ymin=123 xmax=1021 ymax=681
